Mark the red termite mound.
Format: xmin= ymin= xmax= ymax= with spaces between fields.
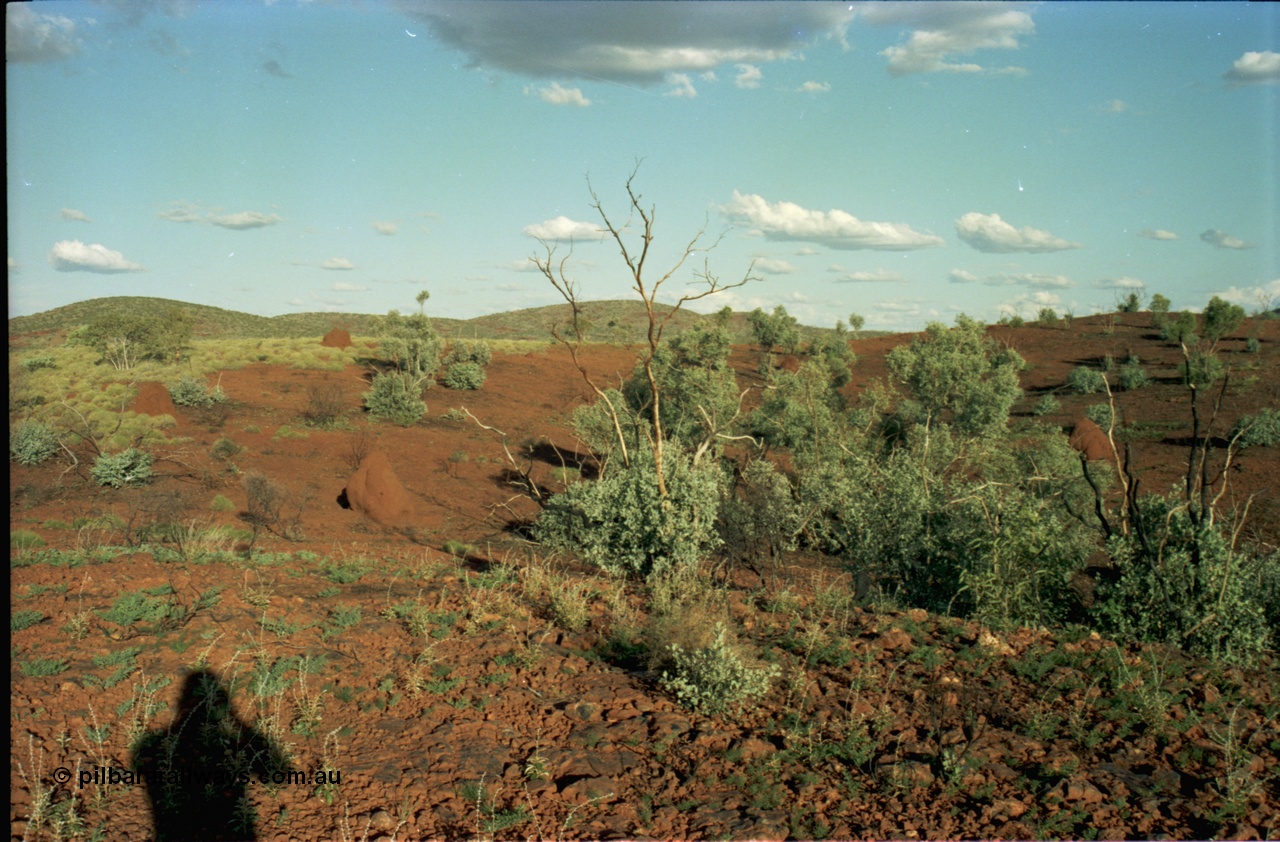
xmin=321 ymin=328 xmax=353 ymax=349
xmin=132 ymin=382 xmax=178 ymax=418
xmin=342 ymin=451 xmax=413 ymax=526
xmin=1069 ymin=417 xmax=1114 ymax=462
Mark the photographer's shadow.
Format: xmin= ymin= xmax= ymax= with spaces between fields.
xmin=131 ymin=669 xmax=292 ymax=842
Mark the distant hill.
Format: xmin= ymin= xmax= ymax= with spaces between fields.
xmin=9 ymin=296 xmax=884 ymax=345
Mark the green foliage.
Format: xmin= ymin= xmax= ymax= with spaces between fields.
xmin=1118 ymin=292 xmax=1142 ymax=313
xmin=717 ymin=459 xmax=800 ymax=567
xmin=534 ymin=448 xmax=723 ymax=579
xmin=210 ymin=438 xmax=242 ymax=461
xmin=11 ymin=609 xmax=45 ymax=632
xmin=659 ymin=622 xmax=779 ymax=713
xmin=363 ymin=372 xmax=426 ymax=425
xmin=748 ymin=305 xmax=801 ymax=354
xmin=1232 ymin=408 xmax=1280 ymax=448
xmin=1118 ymin=360 xmax=1151 ymax=391
xmin=210 ymin=494 xmax=236 ymax=512
xmin=80 ymin=307 xmax=194 ymax=369
xmin=1162 ymin=311 xmax=1198 ymax=345
xmin=168 ymin=375 xmax=227 ymax=408
xmin=1085 ymin=403 xmax=1114 ymax=430
xmin=1181 ymin=351 xmax=1224 ymax=389
xmin=21 ymin=355 xmax=57 ymax=371
xmin=751 ymin=359 xmax=844 ymax=453
xmin=1201 ymin=296 xmax=1245 ymax=345
xmin=442 ymin=362 xmax=486 ymax=391
xmin=847 ymin=312 xmax=866 ymax=336
xmin=1067 ymin=366 xmax=1108 ymax=395
xmin=1033 ymin=395 xmax=1060 ymax=416
xmin=11 ymin=530 xmax=46 ymax=550
xmin=444 ymin=340 xmax=493 ymax=367
xmin=1096 ymin=498 xmax=1274 ymax=666
xmin=91 ymin=448 xmax=154 ymax=488
xmin=1246 ymin=336 xmax=1261 ymax=354
xmin=810 ymin=322 xmax=857 ymax=388
xmin=622 ymin=325 xmax=740 ymax=452
xmin=1036 ymin=307 xmax=1061 ymax=328
xmin=1149 ymin=293 xmax=1172 ymax=331
xmin=10 ymin=420 xmax=59 ymax=465
xmin=885 ymin=315 xmax=1025 ymax=437
xmin=377 ymin=309 xmax=442 ymax=385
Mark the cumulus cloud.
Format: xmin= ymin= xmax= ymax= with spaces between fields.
xmin=209 ymin=211 xmax=282 ymax=230
xmin=1210 ymin=279 xmax=1280 ymax=310
xmin=526 ymin=81 xmax=591 ymax=107
xmin=997 ymin=273 xmax=1074 ymax=289
xmin=838 ymin=269 xmax=907 ymax=283
xmin=1094 ymin=276 xmax=1145 ymax=290
xmin=1200 ymin=229 xmax=1256 ymax=250
xmin=48 ymin=240 xmax=145 ymax=274
xmin=372 ymin=220 xmax=399 ymax=236
xmin=522 ymin=215 xmax=603 ymax=241
xmin=1139 ymin=228 xmax=1177 ymax=241
xmin=858 ymin=3 xmax=1035 ymax=76
xmin=955 ymin=212 xmax=1081 ymax=253
xmin=664 ymin=73 xmax=698 ymax=98
xmin=721 ymin=191 xmax=944 ymax=251
xmin=734 ymin=64 xmax=762 ymax=89
xmin=395 ymin=2 xmax=853 ymax=85
xmin=751 ymin=257 xmax=794 ymax=275
xmin=798 ymin=80 xmax=831 ymax=93
xmin=1224 ymin=51 xmax=1280 ymax=86
xmin=949 ymin=269 xmax=980 ymax=283
xmin=60 ymin=208 xmax=92 ymax=223
xmin=5 ymin=5 xmax=80 ymax=63
xmin=322 ymin=257 xmax=356 ymax=270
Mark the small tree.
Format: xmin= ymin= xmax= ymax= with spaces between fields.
xmin=747 ymin=306 xmax=800 ymax=357
xmin=848 ymin=312 xmax=865 ymax=338
xmin=1201 ymin=295 xmax=1245 ymax=350
xmin=1118 ymin=291 xmax=1143 ymax=313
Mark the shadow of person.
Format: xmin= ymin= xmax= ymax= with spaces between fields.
xmin=131 ymin=668 xmax=292 ymax=842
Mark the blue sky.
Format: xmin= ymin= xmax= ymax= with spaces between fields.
xmin=7 ymin=1 xmax=1278 ymax=330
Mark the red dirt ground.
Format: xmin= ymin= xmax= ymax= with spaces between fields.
xmin=9 ymin=316 xmax=1280 ymax=840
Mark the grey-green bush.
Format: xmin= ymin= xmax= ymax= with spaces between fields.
xmin=20 ymin=355 xmax=57 ymax=371
xmin=717 ymin=458 xmax=799 ymax=568
xmin=534 ymin=448 xmax=723 ymax=579
xmin=363 ymin=372 xmax=425 ymax=425
xmin=1067 ymin=366 xmax=1108 ymax=395
xmin=442 ymin=362 xmax=486 ymax=390
xmin=1032 ymin=395 xmax=1060 ymax=416
xmin=168 ymin=376 xmax=227 ymax=408
xmin=659 ymin=622 xmax=779 ymax=713
xmin=1118 ymin=361 xmax=1150 ymax=391
xmin=92 ymin=449 xmax=154 ymax=488
xmin=10 ymin=420 xmax=59 ymax=466
xmin=1232 ymin=408 xmax=1280 ymax=448
xmin=1085 ymin=402 xmax=1114 ymax=430
xmin=443 ymin=340 xmax=493 ymax=368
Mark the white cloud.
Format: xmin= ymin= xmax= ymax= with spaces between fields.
xmin=859 ymin=3 xmax=1035 ymax=76
xmin=1093 ymin=276 xmax=1145 ymax=290
xmin=396 ymin=3 xmax=853 ymax=85
xmin=48 ymin=240 xmax=145 ymax=274
xmin=287 ymin=297 xmax=306 ymax=307
xmin=501 ymin=258 xmax=543 ymax=272
xmin=527 ymin=81 xmax=592 ymax=107
xmin=372 ymin=220 xmax=399 ymax=235
xmin=721 ymin=191 xmax=944 ymax=251
xmin=5 ymin=5 xmax=80 ymax=63
xmin=332 ymin=281 xmax=367 ymax=291
xmin=1224 ymin=51 xmax=1280 ymax=86
xmin=955 ymin=212 xmax=1082 ymax=253
xmin=1102 ymin=99 xmax=1130 ymax=114
xmin=752 ymin=257 xmax=795 ymax=275
xmin=734 ymin=64 xmax=762 ymax=89
xmin=798 ymin=80 xmax=831 ymax=93
xmin=838 ymin=269 xmax=907 ymax=283
xmin=664 ymin=72 xmax=698 ymax=98
xmin=1139 ymin=228 xmax=1177 ymax=241
xmin=208 ymin=211 xmax=282 ymax=230
xmin=1200 ymin=229 xmax=1256 ymax=250
xmin=60 ymin=208 xmax=92 ymax=222
xmin=795 ymin=247 xmax=818 ymax=256
xmin=1210 ymin=279 xmax=1280 ymax=310
xmin=998 ymin=273 xmax=1074 ymax=289
xmin=949 ymin=269 xmax=980 ymax=283
xmin=522 ymin=215 xmax=603 ymax=241
xmin=322 ymin=257 xmax=356 ymax=270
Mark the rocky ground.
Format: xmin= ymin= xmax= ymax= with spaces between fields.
xmin=10 ymin=313 xmax=1280 ymax=840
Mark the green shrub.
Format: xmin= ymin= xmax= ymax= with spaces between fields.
xmin=11 ymin=530 xmax=46 ymax=550
xmin=444 ymin=340 xmax=493 ymax=367
xmin=21 ymin=355 xmax=57 ymax=371
xmin=1096 ymin=498 xmax=1273 ymax=666
xmin=534 ymin=449 xmax=723 ymax=580
xmin=1182 ymin=351 xmax=1224 ymax=389
xmin=1201 ymin=296 xmax=1245 ymax=346
xmin=10 ymin=420 xmax=59 ymax=465
xmin=1232 ymin=408 xmax=1280 ymax=448
xmin=1032 ymin=395 xmax=1060 ymax=416
xmin=1067 ymin=366 xmax=1108 ymax=395
xmin=91 ymin=448 xmax=154 ymax=488
xmin=1162 ymin=311 xmax=1198 ymax=345
xmin=1085 ymin=402 xmax=1114 ymax=430
xmin=11 ymin=609 xmax=44 ymax=632
xmin=659 ymin=622 xmax=779 ymax=713
xmin=1035 ymin=307 xmax=1061 ymax=328
xmin=210 ymin=494 xmax=236 ymax=512
xmin=1246 ymin=336 xmax=1261 ymax=354
xmin=1007 ymin=314 xmax=1025 ymax=328
xmin=442 ymin=362 xmax=486 ymax=390
xmin=1118 ymin=292 xmax=1142 ymax=313
xmin=168 ymin=376 xmax=227 ymax=408
xmin=717 ymin=458 xmax=799 ymax=568
xmin=1118 ymin=361 xmax=1150 ymax=391
xmin=210 ymin=438 xmax=242 ymax=461
xmin=363 ymin=372 xmax=425 ymax=425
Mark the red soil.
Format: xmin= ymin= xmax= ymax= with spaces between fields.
xmin=131 ymin=381 xmax=177 ymax=417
